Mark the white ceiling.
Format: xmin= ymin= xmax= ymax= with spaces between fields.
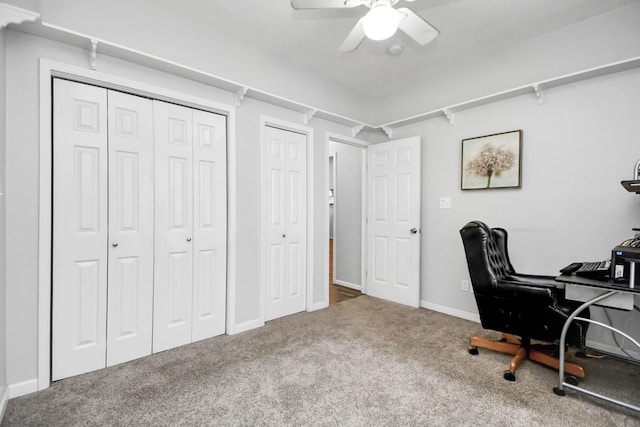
xmin=148 ymin=0 xmax=639 ymax=101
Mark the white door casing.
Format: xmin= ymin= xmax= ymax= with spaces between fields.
xmin=366 ymin=137 xmax=421 ymax=308
xmin=106 ymin=90 xmax=155 ymax=367
xmin=52 ymin=79 xmax=109 ymax=380
xmin=264 ymin=125 xmax=307 ymax=321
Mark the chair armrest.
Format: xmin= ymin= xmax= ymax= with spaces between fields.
xmin=507 ymin=273 xmax=565 ymax=290
xmin=496 ymin=279 xmax=556 ymax=300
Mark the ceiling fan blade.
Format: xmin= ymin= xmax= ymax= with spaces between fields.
xmin=397 ymin=7 xmax=439 ymax=45
xmin=291 ymin=0 xmax=364 ymax=9
xmin=339 ymin=18 xmax=366 ymax=52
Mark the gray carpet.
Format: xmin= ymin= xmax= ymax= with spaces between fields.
xmin=3 ymin=296 xmax=640 ymax=426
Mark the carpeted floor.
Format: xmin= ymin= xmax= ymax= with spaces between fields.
xmin=3 ymin=296 xmax=639 ymax=426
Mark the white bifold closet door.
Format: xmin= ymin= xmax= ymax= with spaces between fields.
xmin=153 ymin=100 xmax=227 ymax=353
xmin=264 ymin=125 xmax=307 ymax=321
xmin=52 ymin=79 xmax=154 ymax=380
xmin=52 ymin=80 xmax=227 ymax=380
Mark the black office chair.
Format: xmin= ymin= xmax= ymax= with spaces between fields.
xmin=459 ymin=221 xmax=589 ymax=381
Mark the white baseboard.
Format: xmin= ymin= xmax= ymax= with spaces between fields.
xmin=421 ymin=300 xmax=481 ymax=323
xmin=0 ymin=386 xmax=8 ymax=423
xmin=229 ymin=318 xmax=264 ymax=335
xmin=333 ymin=280 xmax=361 ymax=291
xmin=9 ymin=378 xmax=38 ymax=399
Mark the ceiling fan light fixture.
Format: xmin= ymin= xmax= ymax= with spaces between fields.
xmin=362 ymin=4 xmax=399 ymax=41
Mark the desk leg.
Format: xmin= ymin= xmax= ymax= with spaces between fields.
xmin=553 ymin=291 xmax=616 ymax=397
xmin=553 ymin=290 xmax=640 ymax=412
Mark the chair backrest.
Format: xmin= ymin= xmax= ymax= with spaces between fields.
xmin=492 ymin=227 xmax=516 ymax=275
xmin=459 ymin=221 xmax=511 ymax=294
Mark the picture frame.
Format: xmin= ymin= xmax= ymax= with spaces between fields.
xmin=461 ymin=130 xmax=522 ymax=190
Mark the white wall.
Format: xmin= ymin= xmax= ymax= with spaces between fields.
xmin=34 ymin=0 xmax=371 ymax=124
xmin=391 ymin=67 xmax=640 ymax=355
xmin=21 ymin=1 xmax=640 ymax=127
xmin=329 ymin=140 xmax=363 ymax=289
xmin=0 ymin=25 xmax=8 ymax=415
xmin=373 ymin=2 xmax=640 ymax=125
xmin=4 ymin=29 xmax=351 ymax=390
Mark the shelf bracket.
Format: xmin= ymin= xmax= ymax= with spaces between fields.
xmin=235 ymin=87 xmax=248 ymax=107
xmin=443 ymin=108 xmax=454 ymax=125
xmin=533 ymin=84 xmax=544 ymax=105
xmin=352 ymin=124 xmax=365 ymax=137
xmin=381 ymin=126 xmax=393 ymax=139
xmin=303 ymin=109 xmax=317 ymax=125
xmin=89 ymin=39 xmax=98 ymax=71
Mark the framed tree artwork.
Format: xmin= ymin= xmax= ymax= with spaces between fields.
xmin=461 ymin=130 xmax=522 ymax=190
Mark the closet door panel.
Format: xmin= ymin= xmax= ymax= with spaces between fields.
xmin=52 ymin=79 xmax=109 ymax=381
xmin=192 ymin=110 xmax=227 ymax=341
xmin=283 ymin=134 xmax=307 ymax=309
xmin=153 ymin=101 xmax=194 ymax=353
xmin=106 ymin=90 xmax=154 ymax=366
xmin=265 ymin=129 xmax=287 ymax=321
xmin=264 ymin=126 xmax=307 ymax=321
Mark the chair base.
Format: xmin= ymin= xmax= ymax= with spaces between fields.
xmin=469 ymin=333 xmax=586 ymax=381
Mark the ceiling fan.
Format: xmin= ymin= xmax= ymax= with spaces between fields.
xmin=291 ymin=0 xmax=440 ymax=52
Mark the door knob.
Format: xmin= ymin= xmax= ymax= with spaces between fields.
xmin=187 ymin=237 xmax=192 ymax=242
xmin=410 ymin=228 xmax=419 ymax=234
xmin=282 ymin=234 xmax=286 ymax=238
xmin=112 ymin=242 xmax=118 ymax=247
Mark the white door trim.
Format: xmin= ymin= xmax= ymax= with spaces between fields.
xmin=325 ymin=133 xmax=369 ymax=298
xmin=38 ymin=59 xmax=237 ymax=390
xmin=260 ymin=116 xmax=315 ymax=321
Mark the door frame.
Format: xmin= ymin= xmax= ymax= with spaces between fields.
xmin=37 ymin=59 xmax=237 ymax=391
xmin=324 ymin=133 xmax=369 ymax=298
xmin=260 ymin=116 xmax=315 ymax=322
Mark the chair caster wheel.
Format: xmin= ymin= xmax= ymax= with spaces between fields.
xmin=553 ymin=387 xmax=566 ymax=396
xmin=468 ymin=347 xmax=479 ymax=355
xmin=503 ymin=371 xmax=516 ymax=381
xmin=565 ymin=375 xmax=579 ymax=386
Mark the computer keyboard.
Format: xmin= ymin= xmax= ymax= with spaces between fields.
xmin=560 ymin=259 xmax=610 ymax=277
xmin=575 ymin=259 xmax=610 ymax=275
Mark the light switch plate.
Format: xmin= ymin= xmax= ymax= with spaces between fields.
xmin=440 ymin=197 xmax=452 ymax=209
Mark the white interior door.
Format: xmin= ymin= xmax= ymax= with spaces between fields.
xmin=366 ymin=137 xmax=421 ymax=307
xmin=264 ymin=126 xmax=307 ymax=321
xmin=191 ymin=109 xmax=227 ymax=341
xmin=106 ymin=90 xmax=154 ymax=367
xmin=153 ymin=101 xmax=194 ymax=353
xmin=52 ymin=79 xmax=109 ymax=380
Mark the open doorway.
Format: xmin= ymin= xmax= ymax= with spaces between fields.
xmin=328 ymin=138 xmax=366 ymax=304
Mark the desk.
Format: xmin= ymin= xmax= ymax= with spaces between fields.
xmin=553 ymin=274 xmax=640 ymax=411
